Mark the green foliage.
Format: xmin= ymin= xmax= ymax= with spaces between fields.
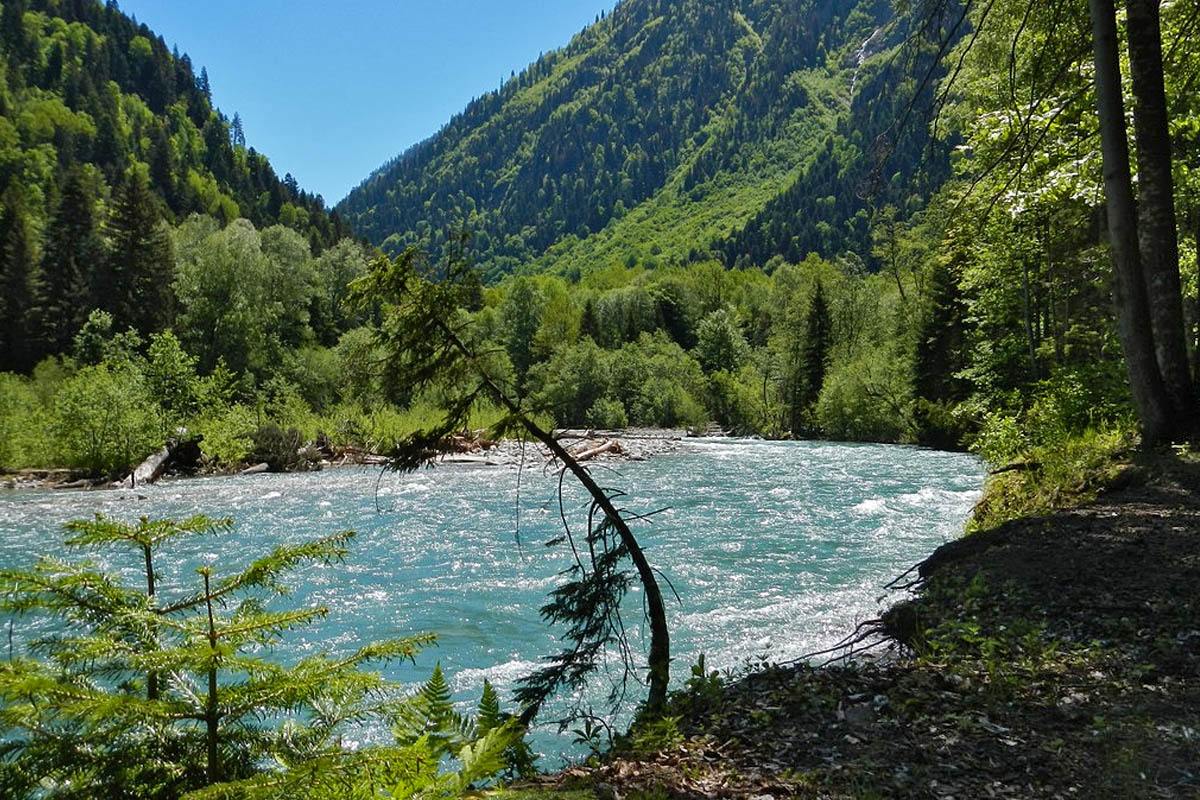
xmin=695 ymin=309 xmax=751 ymax=374
xmin=144 ymin=330 xmax=202 ymax=433
xmin=625 ymin=715 xmax=685 ymax=757
xmin=51 ymin=360 xmax=163 ymax=476
xmin=339 ymin=0 xmax=931 ymax=280
xmin=587 ymin=396 xmax=628 ymax=430
xmin=0 ymin=371 xmax=49 ymax=470
xmin=816 ymin=348 xmax=914 ymax=443
xmin=0 ymin=515 xmax=437 ymax=800
xmin=248 ymin=423 xmax=311 ymax=472
xmin=191 ymin=403 xmax=257 ymax=470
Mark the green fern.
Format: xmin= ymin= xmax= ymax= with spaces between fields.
xmin=476 ymin=679 xmax=502 ymax=734
xmin=393 ymin=664 xmax=474 ymax=751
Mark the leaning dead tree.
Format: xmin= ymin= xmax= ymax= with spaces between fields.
xmin=349 ymin=245 xmax=671 ymax=721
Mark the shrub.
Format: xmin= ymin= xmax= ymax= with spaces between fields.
xmin=51 ymin=362 xmax=163 ymax=477
xmin=192 ymin=404 xmax=257 ymax=469
xmin=587 ymin=397 xmax=629 ymax=429
xmin=0 ymin=373 xmax=53 ymax=470
xmin=248 ymin=423 xmax=310 ymax=472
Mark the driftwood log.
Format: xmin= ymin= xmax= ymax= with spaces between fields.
xmin=111 ymin=446 xmax=173 ymax=489
xmin=571 ymin=439 xmax=624 ymax=462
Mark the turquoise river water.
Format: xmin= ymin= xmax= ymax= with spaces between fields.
xmin=0 ymin=439 xmax=983 ymax=763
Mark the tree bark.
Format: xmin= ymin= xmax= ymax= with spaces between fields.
xmin=1125 ymin=0 xmax=1196 ymax=424
xmin=1089 ymin=0 xmax=1173 ymax=443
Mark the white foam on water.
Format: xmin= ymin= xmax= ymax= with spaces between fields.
xmin=852 ymin=497 xmax=887 ymax=515
xmin=451 ymin=659 xmax=542 ymax=692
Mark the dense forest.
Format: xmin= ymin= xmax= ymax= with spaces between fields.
xmin=0 ymin=0 xmax=351 ymax=374
xmin=339 ymin=0 xmax=946 ymax=279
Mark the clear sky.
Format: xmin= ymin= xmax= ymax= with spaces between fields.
xmin=116 ymin=1 xmax=617 ymax=205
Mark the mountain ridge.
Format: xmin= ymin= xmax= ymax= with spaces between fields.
xmin=339 ymin=0 xmax=944 ymax=280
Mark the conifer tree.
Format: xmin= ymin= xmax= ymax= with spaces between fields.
xmin=230 ymin=112 xmax=246 ymax=149
xmin=0 ymin=186 xmax=40 ymax=372
xmin=0 ymin=515 xmax=441 ymax=799
xmin=38 ymin=168 xmax=104 ymax=355
xmin=800 ymin=280 xmax=830 ymax=409
xmin=101 ymin=168 xmax=175 ymax=336
xmin=350 ymin=246 xmax=672 ymax=722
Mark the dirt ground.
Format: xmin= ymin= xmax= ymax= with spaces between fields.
xmin=546 ymin=452 xmax=1200 ymax=798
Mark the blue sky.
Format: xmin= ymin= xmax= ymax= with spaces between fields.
xmin=117 ymin=1 xmax=617 ymax=204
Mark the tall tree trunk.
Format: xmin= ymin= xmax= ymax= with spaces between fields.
xmin=1194 ymin=208 xmax=1200 ymax=388
xmin=1089 ymin=0 xmax=1173 ymax=443
xmin=1125 ymin=0 xmax=1196 ymax=424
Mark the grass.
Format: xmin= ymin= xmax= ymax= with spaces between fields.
xmin=968 ymin=422 xmax=1139 ymax=531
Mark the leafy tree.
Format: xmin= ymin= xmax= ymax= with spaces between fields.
xmin=694 ymin=308 xmax=750 ymax=374
xmin=51 ymin=360 xmax=162 ymax=477
xmin=173 ymin=216 xmax=275 ymax=376
xmin=499 ymin=276 xmax=543 ymax=390
xmin=312 ymin=239 xmax=369 ymax=343
xmin=143 ymin=330 xmax=202 ymax=434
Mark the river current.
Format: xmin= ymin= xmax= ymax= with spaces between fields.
xmin=1 ymin=439 xmax=982 ymax=762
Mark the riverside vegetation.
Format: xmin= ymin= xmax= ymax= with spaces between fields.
xmin=2 ymin=0 xmax=1200 ymax=796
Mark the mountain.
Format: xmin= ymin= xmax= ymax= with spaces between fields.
xmin=0 ymin=0 xmax=349 ymax=242
xmin=339 ymin=0 xmax=947 ymax=281
xmin=0 ymin=0 xmax=354 ymax=370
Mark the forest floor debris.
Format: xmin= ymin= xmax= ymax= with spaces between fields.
xmin=510 ymin=450 xmax=1200 ymax=799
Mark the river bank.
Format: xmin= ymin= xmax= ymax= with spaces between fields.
xmin=0 ymin=428 xmax=692 ymax=491
xmin=503 ymin=450 xmax=1199 ymax=799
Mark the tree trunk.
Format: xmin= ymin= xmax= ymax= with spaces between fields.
xmin=1125 ymin=0 xmax=1196 ymax=424
xmin=1089 ymin=0 xmax=1173 ymax=443
xmin=202 ymin=570 xmax=223 ymax=784
xmin=144 ymin=545 xmax=158 ymax=701
xmin=515 ymin=410 xmax=671 ymax=714
xmin=438 ymin=318 xmax=671 ymax=714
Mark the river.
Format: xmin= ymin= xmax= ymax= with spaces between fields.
xmin=0 ymin=438 xmax=982 ymax=763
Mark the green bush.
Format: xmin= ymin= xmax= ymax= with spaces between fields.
xmin=587 ymin=397 xmax=629 ymax=429
xmin=192 ymin=404 xmax=257 ymax=469
xmin=0 ymin=373 xmax=53 ymax=471
xmin=51 ymin=362 xmax=163 ymax=477
xmin=249 ymin=423 xmax=310 ymax=472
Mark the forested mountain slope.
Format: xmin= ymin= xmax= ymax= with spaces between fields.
xmin=0 ymin=0 xmax=350 ymax=371
xmin=339 ymin=0 xmax=947 ymax=280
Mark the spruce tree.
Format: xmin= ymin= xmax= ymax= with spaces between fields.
xmin=0 ymin=187 xmax=40 ymax=372
xmin=38 ymin=169 xmax=104 ymax=356
xmin=101 ymin=168 xmax=175 ymax=336
xmin=800 ymin=280 xmax=830 ymax=409
xmin=0 ymin=515 xmax=444 ymax=799
xmin=914 ymin=247 xmax=968 ymax=405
